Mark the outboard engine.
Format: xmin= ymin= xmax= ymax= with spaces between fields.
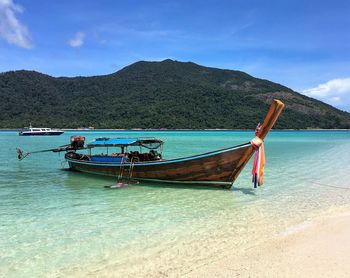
xmin=70 ymin=136 xmax=85 ymax=149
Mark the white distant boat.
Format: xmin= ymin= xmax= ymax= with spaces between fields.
xmin=19 ymin=124 xmax=64 ymax=136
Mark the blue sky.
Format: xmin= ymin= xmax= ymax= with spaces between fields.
xmin=1 ymin=0 xmax=350 ymax=111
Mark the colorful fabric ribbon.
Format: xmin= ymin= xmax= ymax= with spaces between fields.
xmin=250 ymin=135 xmax=265 ymax=188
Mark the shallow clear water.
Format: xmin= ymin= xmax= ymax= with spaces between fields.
xmin=1 ymin=130 xmax=350 ymax=277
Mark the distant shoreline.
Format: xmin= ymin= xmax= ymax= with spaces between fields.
xmin=1 ymin=128 xmax=350 ymax=132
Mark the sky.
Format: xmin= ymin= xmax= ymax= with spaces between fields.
xmin=0 ymin=0 xmax=350 ymax=112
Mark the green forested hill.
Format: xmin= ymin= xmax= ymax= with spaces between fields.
xmin=1 ymin=59 xmax=349 ymax=129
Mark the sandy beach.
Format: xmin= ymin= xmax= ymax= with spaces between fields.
xmin=184 ymin=212 xmax=350 ymax=278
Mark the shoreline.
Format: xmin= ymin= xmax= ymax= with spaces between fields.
xmin=1 ymin=128 xmax=350 ymax=131
xmin=184 ymin=211 xmax=350 ymax=277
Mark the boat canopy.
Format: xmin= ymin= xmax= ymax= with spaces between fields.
xmin=87 ymin=137 xmax=164 ymax=149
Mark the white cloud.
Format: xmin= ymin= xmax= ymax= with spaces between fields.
xmin=68 ymin=32 xmax=85 ymax=48
xmin=0 ymin=0 xmax=33 ymax=48
xmin=303 ymin=78 xmax=350 ymax=111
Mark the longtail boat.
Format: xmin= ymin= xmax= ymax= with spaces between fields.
xmin=17 ymin=99 xmax=284 ymax=188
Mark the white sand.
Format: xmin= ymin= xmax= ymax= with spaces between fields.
xmin=184 ymin=213 xmax=350 ymax=278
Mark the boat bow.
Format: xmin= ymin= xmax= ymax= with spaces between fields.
xmin=229 ymin=99 xmax=285 ymax=184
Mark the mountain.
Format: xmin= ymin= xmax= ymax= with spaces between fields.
xmin=1 ymin=59 xmax=349 ymax=129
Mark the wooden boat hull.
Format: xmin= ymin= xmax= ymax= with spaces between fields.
xmin=66 ymin=143 xmax=253 ymax=187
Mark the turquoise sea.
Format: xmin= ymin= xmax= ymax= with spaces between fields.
xmin=1 ymin=130 xmax=350 ymax=277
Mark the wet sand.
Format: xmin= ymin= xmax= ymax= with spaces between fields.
xmin=184 ymin=212 xmax=350 ymax=278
